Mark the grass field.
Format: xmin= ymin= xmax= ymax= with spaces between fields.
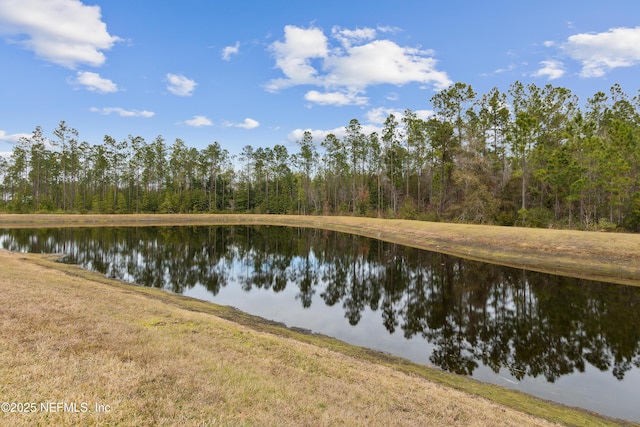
xmin=1 ymin=249 xmax=632 ymax=426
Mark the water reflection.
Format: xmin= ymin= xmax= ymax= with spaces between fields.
xmin=2 ymin=225 xmax=640 ymax=419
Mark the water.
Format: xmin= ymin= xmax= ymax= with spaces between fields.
xmin=1 ymin=225 xmax=639 ymax=422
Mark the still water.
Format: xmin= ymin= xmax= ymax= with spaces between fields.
xmin=1 ymin=225 xmax=639 ymax=422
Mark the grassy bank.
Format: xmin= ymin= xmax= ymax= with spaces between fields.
xmin=1 ymin=213 xmax=639 ymax=286
xmin=0 ymin=249 xmax=630 ymax=426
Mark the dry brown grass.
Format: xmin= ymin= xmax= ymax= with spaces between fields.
xmin=1 ymin=249 xmax=623 ymax=426
xmin=1 ymin=213 xmax=639 ymax=285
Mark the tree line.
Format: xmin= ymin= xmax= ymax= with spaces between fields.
xmin=1 ymin=81 xmax=639 ymax=231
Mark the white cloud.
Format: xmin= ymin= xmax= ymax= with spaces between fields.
xmin=70 ymin=71 xmax=118 ymax=93
xmin=185 ymin=115 xmax=212 ymax=127
xmin=414 ymin=109 xmax=435 ymax=121
xmin=266 ymin=25 xmax=328 ymax=91
xmin=90 ymin=107 xmax=154 ymax=118
xmin=222 ymin=42 xmax=240 ymax=61
xmin=288 ymin=128 xmax=341 ymax=143
xmin=366 ymin=107 xmax=403 ymax=125
xmin=562 ymin=26 xmax=640 ymax=77
xmin=223 ymin=118 xmax=260 ymax=129
xmin=325 ymin=40 xmax=450 ymax=90
xmin=166 ymin=73 xmax=197 ymax=96
xmin=266 ymin=25 xmax=451 ymax=106
xmin=366 ymin=107 xmax=433 ymax=125
xmin=0 ymin=130 xmax=30 ymax=143
xmin=236 ymin=118 xmax=259 ymax=129
xmin=0 ymin=0 xmax=120 ymax=68
xmin=376 ymin=25 xmax=400 ymax=34
xmin=304 ymin=90 xmax=368 ymax=106
xmin=331 ymin=26 xmax=376 ymax=48
xmin=532 ymin=60 xmax=565 ymax=80
xmin=494 ymin=64 xmax=516 ymax=74
xmin=480 ymin=63 xmax=526 ymax=77
xmin=288 ymin=123 xmax=382 ymax=145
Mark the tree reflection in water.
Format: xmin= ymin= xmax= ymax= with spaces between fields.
xmin=2 ymin=225 xmax=640 ymax=383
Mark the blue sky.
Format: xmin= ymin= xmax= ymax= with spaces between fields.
xmin=1 ymin=0 xmax=640 ymax=157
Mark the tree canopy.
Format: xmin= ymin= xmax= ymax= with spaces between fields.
xmin=2 ymin=81 xmax=639 ymax=231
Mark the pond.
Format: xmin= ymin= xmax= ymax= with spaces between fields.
xmin=1 ymin=225 xmax=639 ymax=422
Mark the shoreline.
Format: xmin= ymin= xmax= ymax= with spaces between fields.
xmin=1 ymin=213 xmax=639 ymax=286
xmin=0 ymin=249 xmax=631 ymax=426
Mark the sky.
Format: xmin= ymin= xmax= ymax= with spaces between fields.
xmin=1 ymin=0 xmax=640 ymax=157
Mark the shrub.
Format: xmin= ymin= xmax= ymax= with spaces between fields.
xmin=597 ymin=218 xmax=617 ymax=232
xmin=519 ymin=207 xmax=553 ymax=228
xmin=399 ymin=199 xmax=418 ymax=220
